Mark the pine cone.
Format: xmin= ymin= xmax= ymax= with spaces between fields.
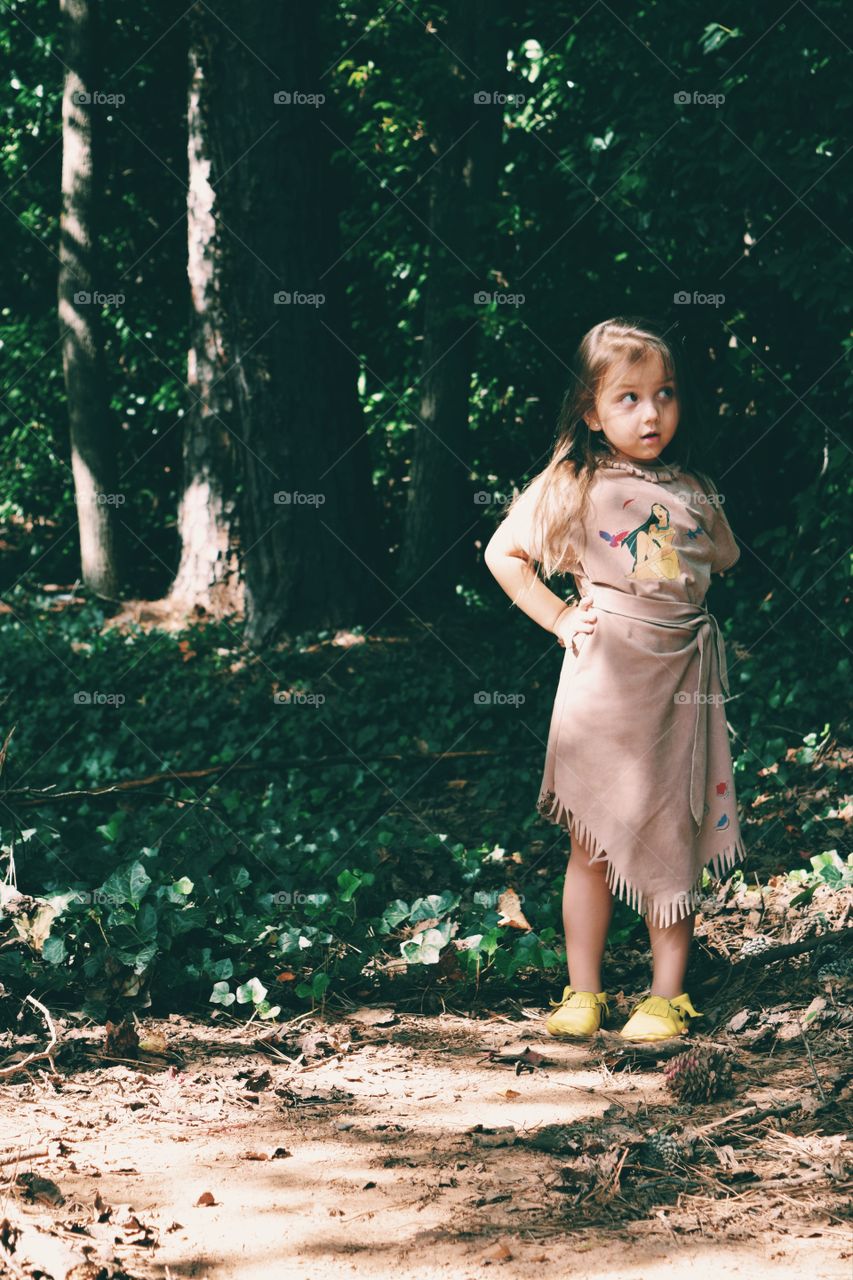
xmin=663 ymin=1046 xmax=735 ymax=1103
xmin=739 ymin=935 xmax=773 ymax=956
xmin=817 ymin=957 xmax=853 ymax=983
xmin=639 ymin=1130 xmax=686 ymax=1170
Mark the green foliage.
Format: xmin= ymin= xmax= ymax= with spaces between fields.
xmin=0 ymin=1 xmax=849 ymax=1021
xmin=787 ymin=851 xmax=853 ymax=907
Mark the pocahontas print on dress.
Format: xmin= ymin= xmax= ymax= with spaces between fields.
xmin=534 ymin=453 xmax=746 ymax=928
xmin=600 ymin=500 xmax=685 ymax=581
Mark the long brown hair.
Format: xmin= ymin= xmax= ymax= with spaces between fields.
xmin=506 ymin=315 xmax=719 ymax=580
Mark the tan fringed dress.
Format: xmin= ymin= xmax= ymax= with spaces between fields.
xmin=536 ymin=455 xmax=747 ymax=927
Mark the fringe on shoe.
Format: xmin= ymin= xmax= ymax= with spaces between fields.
xmin=535 ymin=787 xmax=747 ymax=929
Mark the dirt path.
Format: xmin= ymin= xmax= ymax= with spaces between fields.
xmin=0 ymin=999 xmax=850 ymax=1280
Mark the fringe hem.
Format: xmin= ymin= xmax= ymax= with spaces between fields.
xmin=535 ymin=787 xmax=747 ymax=929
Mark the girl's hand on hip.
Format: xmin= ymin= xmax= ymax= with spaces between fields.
xmin=554 ymin=595 xmax=597 ymax=654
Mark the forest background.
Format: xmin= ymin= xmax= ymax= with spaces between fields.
xmin=0 ymin=0 xmax=849 ymax=1023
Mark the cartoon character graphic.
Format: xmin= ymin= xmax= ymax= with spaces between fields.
xmin=623 ymin=502 xmax=682 ymax=580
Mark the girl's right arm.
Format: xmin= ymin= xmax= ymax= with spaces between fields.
xmin=483 ymin=478 xmax=596 ymax=648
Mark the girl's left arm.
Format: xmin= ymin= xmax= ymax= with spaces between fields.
xmin=710 ymin=498 xmax=740 ymax=576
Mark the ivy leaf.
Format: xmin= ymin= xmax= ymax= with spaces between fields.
xmin=210 ymin=980 xmax=235 ymax=1007
xmin=236 ymin=976 xmax=268 ymax=1005
xmin=400 ymin=923 xmax=452 ymax=965
xmin=42 ymin=936 xmax=67 ymax=966
xmin=378 ymin=900 xmax=410 ymax=933
xmin=337 ymin=869 xmax=363 ymax=902
xmin=100 ymin=860 xmax=152 ymax=909
xmin=164 ymin=876 xmax=194 ymax=903
xmin=408 ymin=891 xmax=459 ymax=923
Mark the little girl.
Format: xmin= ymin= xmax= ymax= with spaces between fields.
xmin=485 ymin=316 xmax=746 ymax=1043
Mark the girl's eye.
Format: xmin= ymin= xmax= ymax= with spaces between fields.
xmin=619 ymin=386 xmax=675 ymax=403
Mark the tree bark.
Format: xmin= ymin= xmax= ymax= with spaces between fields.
xmin=172 ymin=0 xmax=388 ymax=641
xmin=396 ymin=0 xmax=508 ymax=607
xmin=168 ymin=7 xmax=243 ymax=617
xmin=58 ymin=0 xmax=122 ymax=599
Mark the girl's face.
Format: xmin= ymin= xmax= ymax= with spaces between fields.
xmin=584 ymin=351 xmax=679 ymax=463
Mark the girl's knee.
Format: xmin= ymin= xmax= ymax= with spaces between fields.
xmin=569 ymin=842 xmax=608 ymax=875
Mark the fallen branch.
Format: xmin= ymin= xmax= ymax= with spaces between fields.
xmin=0 ymin=995 xmax=58 ymax=1078
xmin=0 ymin=1147 xmax=49 ymax=1168
xmin=730 ymin=929 xmax=852 ymax=970
xmin=697 ymin=927 xmax=852 ymax=979
xmin=598 ymin=1031 xmax=727 ymax=1062
xmin=4 ymin=747 xmax=524 ymax=810
xmin=692 ymin=1099 xmax=805 ymax=1136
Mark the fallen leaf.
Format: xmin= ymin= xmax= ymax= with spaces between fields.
xmin=467 ymin=1124 xmax=517 ymax=1148
xmin=482 ymin=1239 xmax=513 ymax=1263
xmin=348 ymin=1007 xmax=398 ymax=1027
xmin=496 ymin=888 xmax=531 ymax=931
xmin=138 ymin=1032 xmax=169 ymax=1055
xmin=803 ymin=996 xmax=827 ymax=1024
xmin=236 ymin=1068 xmax=272 ymax=1091
xmin=299 ymin=1030 xmax=348 ymax=1060
xmin=104 ymin=1019 xmax=139 ymax=1059
xmin=93 ymin=1190 xmax=111 ymax=1221
xmin=482 ymin=1045 xmax=552 ymax=1073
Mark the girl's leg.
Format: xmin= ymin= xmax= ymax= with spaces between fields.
xmin=562 ymin=833 xmax=614 ymax=991
xmin=646 ymin=911 xmax=695 ymax=998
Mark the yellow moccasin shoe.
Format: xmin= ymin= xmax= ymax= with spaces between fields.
xmin=545 ymin=985 xmax=610 ymax=1039
xmin=619 ymin=991 xmax=703 ymax=1042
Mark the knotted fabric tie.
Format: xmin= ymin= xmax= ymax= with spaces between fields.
xmin=584 ymin=585 xmax=731 ymax=828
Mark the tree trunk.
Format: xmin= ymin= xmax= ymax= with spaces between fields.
xmin=172 ymin=0 xmax=388 ymax=642
xmin=168 ymin=8 xmax=243 ymax=617
xmin=58 ymin=0 xmax=122 ymax=599
xmin=396 ymin=0 xmax=508 ymax=608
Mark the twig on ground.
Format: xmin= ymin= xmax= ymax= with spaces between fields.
xmin=0 ymin=996 xmax=57 ymax=1078
xmin=796 ymin=1016 xmax=828 ymax=1103
xmin=7 ymin=747 xmax=521 ymax=811
xmin=0 ymin=1147 xmax=49 ymax=1168
xmin=692 ymin=1099 xmax=804 ymax=1136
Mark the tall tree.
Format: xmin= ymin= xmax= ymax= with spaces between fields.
xmin=167 ymin=5 xmax=243 ymax=617
xmin=170 ymin=0 xmax=388 ymax=641
xmin=396 ymin=1 xmax=509 ymax=606
xmin=58 ymin=0 xmax=122 ymax=599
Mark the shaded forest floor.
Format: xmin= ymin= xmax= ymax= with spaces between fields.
xmin=1 ymin=879 xmax=851 ymax=1280
xmin=0 ymin=582 xmax=850 ymax=1275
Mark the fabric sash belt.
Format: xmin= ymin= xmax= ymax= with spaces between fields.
xmin=584 ymin=584 xmax=731 ymax=829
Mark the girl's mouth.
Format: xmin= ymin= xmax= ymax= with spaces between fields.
xmin=641 ymin=432 xmax=660 ymax=440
